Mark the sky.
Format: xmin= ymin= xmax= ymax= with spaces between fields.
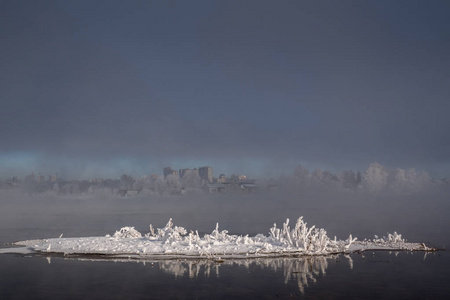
xmin=1 ymin=0 xmax=449 ymax=180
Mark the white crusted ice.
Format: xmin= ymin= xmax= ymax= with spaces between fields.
xmin=13 ymin=217 xmax=433 ymax=259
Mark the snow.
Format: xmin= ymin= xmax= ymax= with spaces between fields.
xmin=0 ymin=246 xmax=35 ymax=254
xmin=10 ymin=217 xmax=434 ymax=259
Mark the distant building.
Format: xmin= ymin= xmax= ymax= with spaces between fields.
xmin=163 ymin=167 xmax=178 ymax=179
xmin=218 ymin=174 xmax=227 ymax=183
xmin=25 ymin=173 xmax=35 ymax=182
xmin=203 ymin=183 xmax=228 ymax=193
xmin=49 ymin=174 xmax=57 ymax=183
xmin=89 ymin=178 xmax=103 ymax=184
xmin=239 ymin=182 xmax=257 ymax=192
xmin=179 ymin=168 xmax=199 ymax=178
xmin=36 ymin=174 xmax=45 ymax=183
xmin=118 ymin=189 xmax=140 ymax=197
xmin=199 ymin=166 xmax=213 ymax=183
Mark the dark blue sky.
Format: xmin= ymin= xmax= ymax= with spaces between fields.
xmin=1 ymin=0 xmax=449 ymax=179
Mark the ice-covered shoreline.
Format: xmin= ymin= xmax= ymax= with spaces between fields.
xmin=10 ymin=217 xmax=434 ymax=259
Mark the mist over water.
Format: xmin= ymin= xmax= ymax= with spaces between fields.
xmin=1 ymin=164 xmax=450 ymax=299
xmin=2 ymin=164 xmax=449 ymax=249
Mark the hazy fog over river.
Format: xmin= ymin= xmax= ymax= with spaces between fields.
xmin=2 ymin=163 xmax=449 ymax=249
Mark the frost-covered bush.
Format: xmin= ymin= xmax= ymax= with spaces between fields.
xmin=113 ymin=226 xmax=142 ymax=238
xmin=269 ymin=217 xmax=330 ymax=253
xmin=16 ymin=216 xmax=428 ymax=259
xmin=372 ymin=232 xmax=405 ymax=244
xmin=146 ymin=218 xmax=187 ymax=244
xmin=387 ymin=232 xmax=404 ymax=243
xmin=204 ymin=223 xmax=229 ymax=243
xmin=124 ymin=217 xmax=421 ymax=257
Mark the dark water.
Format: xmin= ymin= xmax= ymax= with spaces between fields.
xmin=1 ymin=191 xmax=450 ymax=299
xmin=1 ymin=251 xmax=449 ymax=299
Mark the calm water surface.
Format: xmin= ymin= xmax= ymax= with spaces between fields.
xmin=1 ymin=193 xmax=449 ymax=299
xmin=1 ymin=250 xmax=449 ymax=299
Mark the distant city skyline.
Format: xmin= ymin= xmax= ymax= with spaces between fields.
xmin=3 ymin=160 xmax=448 ymax=184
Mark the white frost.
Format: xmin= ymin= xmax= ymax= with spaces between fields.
xmin=13 ymin=217 xmax=434 ymax=259
xmin=113 ymin=226 xmax=142 ymax=238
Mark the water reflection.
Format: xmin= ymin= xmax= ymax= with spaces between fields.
xmin=50 ymin=251 xmax=436 ymax=295
xmin=3 ymin=250 xmax=446 ymax=299
xmin=64 ymin=254 xmax=351 ymax=294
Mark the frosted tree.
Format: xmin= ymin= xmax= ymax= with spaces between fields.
xmin=181 ymin=171 xmax=201 ymax=189
xmin=165 ymin=173 xmax=182 ymax=195
xmin=338 ymin=170 xmax=360 ymax=190
xmin=293 ymin=165 xmax=310 ymax=180
xmin=315 ymin=169 xmax=339 ymax=188
xmin=132 ymin=176 xmax=145 ymax=191
xmin=310 ymin=168 xmax=325 ymax=187
xmin=362 ymin=162 xmax=389 ymax=192
xmin=390 ymin=168 xmax=410 ymax=192
xmin=412 ymin=169 xmax=432 ymax=190
xmin=151 ymin=177 xmax=166 ymax=194
xmin=137 ymin=176 xmax=166 ymax=195
xmin=120 ymin=174 xmax=135 ymax=190
xmin=390 ymin=168 xmax=431 ymax=192
xmin=292 ymin=165 xmax=311 ymax=189
xmin=60 ymin=182 xmax=80 ymax=194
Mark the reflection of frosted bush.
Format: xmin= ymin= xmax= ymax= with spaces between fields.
xmin=157 ymin=256 xmax=335 ymax=294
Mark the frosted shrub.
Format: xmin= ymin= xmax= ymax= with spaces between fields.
xmin=372 ymin=232 xmax=405 ymax=244
xmin=113 ymin=226 xmax=142 ymax=238
xmin=147 ymin=218 xmax=187 ymax=244
xmin=204 ymin=223 xmax=235 ymax=244
xmin=109 ymin=217 xmax=419 ymax=257
xmin=188 ymin=230 xmax=201 ymax=245
xmin=269 ymin=217 xmax=331 ymax=253
xmin=344 ymin=234 xmax=357 ymax=250
xmin=387 ymin=232 xmax=404 ymax=243
xmin=16 ymin=216 xmax=430 ymax=259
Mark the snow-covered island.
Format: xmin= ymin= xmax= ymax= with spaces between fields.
xmin=9 ymin=217 xmax=434 ymax=259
